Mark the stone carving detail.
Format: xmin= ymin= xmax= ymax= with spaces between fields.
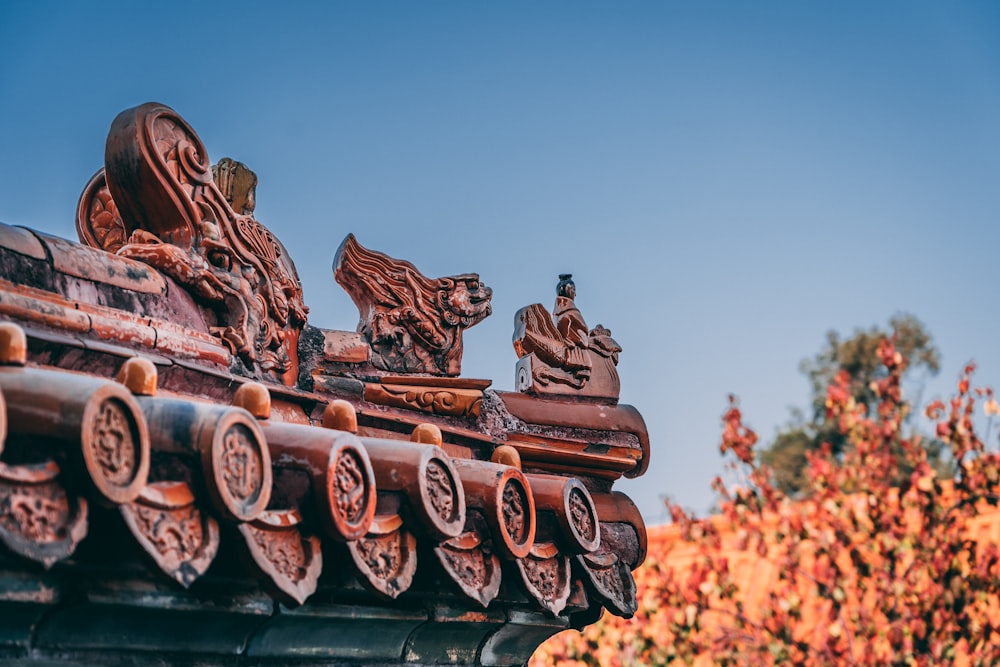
xmin=513 ymin=274 xmax=622 ymax=401
xmin=425 ymin=460 xmax=458 ymax=524
xmin=502 ymin=479 xmax=529 ymax=545
xmin=517 ymin=543 xmax=572 ymax=615
xmin=334 ymin=234 xmax=492 ymax=376
xmin=248 ymin=525 xmax=309 ymax=582
xmin=0 ymin=461 xmax=88 ymax=569
xmin=334 ymin=450 xmax=367 ymax=525
xmin=0 ymin=484 xmax=68 ymax=542
xmin=133 ymin=504 xmax=203 ymax=560
xmin=568 ymin=487 xmax=597 ymax=545
xmin=120 ymin=481 xmax=219 ymax=588
xmin=434 ymin=531 xmax=502 ymax=608
xmin=577 ymin=550 xmax=638 ymax=618
xmin=364 ymin=383 xmax=484 ymax=418
xmin=347 ymin=515 xmax=417 ymax=599
xmin=522 ymin=557 xmax=560 ymax=600
xmin=89 ymin=398 xmax=138 ymax=488
xmin=221 ymin=425 xmax=263 ymax=503
xmin=76 ymin=170 xmax=125 ymax=253
xmin=238 ymin=510 xmax=322 ymax=606
xmin=76 ymin=103 xmax=308 ymax=384
xmin=355 ymin=531 xmax=401 ymax=579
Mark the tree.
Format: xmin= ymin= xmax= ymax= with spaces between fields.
xmin=762 ymin=313 xmax=942 ymax=495
xmin=531 ymin=340 xmax=1000 ymax=666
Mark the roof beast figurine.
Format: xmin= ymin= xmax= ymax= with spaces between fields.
xmin=334 ymin=234 xmax=493 ymax=376
xmin=0 ymin=101 xmax=649 ymax=667
xmin=514 ymin=273 xmax=622 ymax=402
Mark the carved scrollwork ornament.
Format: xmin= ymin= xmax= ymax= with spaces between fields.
xmin=333 ymin=450 xmax=367 ymax=524
xmin=576 ymin=550 xmax=638 ymax=618
xmin=120 ymin=481 xmax=219 ymax=588
xmin=347 ymin=514 xmax=417 ymax=600
xmin=434 ymin=531 xmax=502 ymax=608
xmin=502 ymin=480 xmax=530 ymax=545
xmin=0 ymin=461 xmax=88 ymax=569
xmin=78 ymin=103 xmax=308 ymax=385
xmin=198 ymin=409 xmax=272 ymax=522
xmin=517 ymin=542 xmax=572 ymax=615
xmin=238 ymin=509 xmax=322 ymax=606
xmin=363 ymin=383 xmax=484 ymax=418
xmin=81 ymin=393 xmax=150 ymax=504
xmin=76 ymin=170 xmax=126 ymax=253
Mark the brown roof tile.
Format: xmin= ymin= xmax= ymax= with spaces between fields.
xmin=0 ymin=223 xmax=46 ymax=260
xmin=0 ymin=101 xmax=651 ymax=666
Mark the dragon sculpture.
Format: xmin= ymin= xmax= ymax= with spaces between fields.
xmin=334 ymin=234 xmax=493 ymax=376
xmin=76 ymin=103 xmax=308 ymax=385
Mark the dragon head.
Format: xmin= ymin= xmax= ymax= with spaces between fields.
xmin=437 ymin=274 xmax=493 ymax=327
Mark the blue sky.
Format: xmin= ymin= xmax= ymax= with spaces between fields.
xmin=1 ymin=2 xmax=998 ymax=521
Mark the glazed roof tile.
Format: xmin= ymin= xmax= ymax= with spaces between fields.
xmin=0 ymin=102 xmax=650 ymax=667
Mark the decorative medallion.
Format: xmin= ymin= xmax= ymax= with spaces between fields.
xmin=502 ymin=479 xmax=529 ymax=546
xmin=366 ymin=440 xmax=465 ymax=541
xmin=202 ymin=411 xmax=272 ymax=523
xmin=263 ymin=424 xmax=375 ymax=542
xmin=89 ymin=398 xmax=137 ymax=488
xmin=220 ymin=424 xmax=263 ymax=504
xmin=524 ymin=473 xmax=600 ymax=554
xmin=334 ymin=449 xmax=368 ymax=525
xmin=78 ymin=385 xmax=150 ymax=505
xmin=425 ymin=460 xmax=458 ymax=525
xmin=450 ymin=459 xmax=533 ymax=559
xmin=568 ymin=487 xmax=597 ymax=545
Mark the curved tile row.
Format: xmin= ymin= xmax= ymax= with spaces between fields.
xmin=0 ymin=321 xmax=641 ymax=618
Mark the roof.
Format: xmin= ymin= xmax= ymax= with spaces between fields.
xmin=0 ymin=102 xmax=649 ymax=666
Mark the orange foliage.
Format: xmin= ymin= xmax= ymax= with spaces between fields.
xmin=533 ymin=339 xmax=1000 ymax=666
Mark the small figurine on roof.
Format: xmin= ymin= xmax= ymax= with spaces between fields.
xmin=513 ymin=274 xmax=622 ymax=402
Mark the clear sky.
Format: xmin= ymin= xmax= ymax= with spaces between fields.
xmin=1 ymin=2 xmax=998 ymax=522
